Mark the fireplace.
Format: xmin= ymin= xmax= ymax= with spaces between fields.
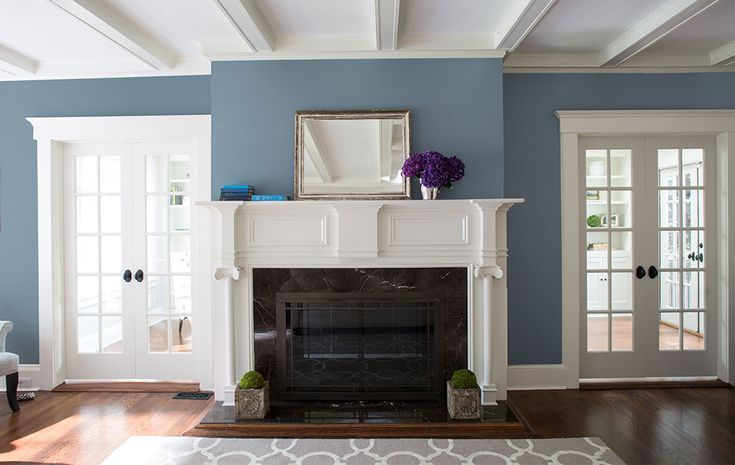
xmin=201 ymin=198 xmax=521 ymax=405
xmin=277 ymin=292 xmax=444 ymax=400
xmin=253 ymin=268 xmax=467 ymax=402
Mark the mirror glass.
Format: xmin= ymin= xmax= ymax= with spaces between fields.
xmin=295 ymin=110 xmax=410 ymax=199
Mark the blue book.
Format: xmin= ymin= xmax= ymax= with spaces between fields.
xmin=220 ymin=192 xmax=252 ymax=199
xmin=222 ymin=185 xmax=253 ymax=190
xmin=252 ymin=195 xmax=289 ymax=201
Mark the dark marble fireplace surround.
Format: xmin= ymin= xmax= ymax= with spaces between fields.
xmin=253 ymin=268 xmax=468 ymax=402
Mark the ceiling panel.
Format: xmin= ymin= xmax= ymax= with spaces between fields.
xmin=400 ymin=0 xmax=510 ymax=35
xmin=102 ymin=0 xmax=239 ymax=57
xmin=517 ymin=0 xmax=671 ymax=54
xmin=253 ymin=0 xmax=374 ymax=38
xmin=0 ymin=0 xmax=137 ymax=63
xmin=639 ymin=1 xmax=735 ymax=55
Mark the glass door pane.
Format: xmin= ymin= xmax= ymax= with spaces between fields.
xmin=584 ymin=147 xmax=634 ymax=352
xmin=73 ymin=154 xmax=124 ymax=355
xmin=145 ymin=152 xmax=192 ymax=354
xmin=657 ymin=147 xmax=705 ymax=351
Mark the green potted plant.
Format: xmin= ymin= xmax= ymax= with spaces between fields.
xmin=447 ymin=369 xmax=480 ymax=420
xmin=235 ymin=370 xmax=269 ymax=420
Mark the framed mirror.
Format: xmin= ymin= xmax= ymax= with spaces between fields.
xmin=294 ymin=110 xmax=411 ymax=200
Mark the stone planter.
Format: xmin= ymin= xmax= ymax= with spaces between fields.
xmin=446 ymin=381 xmax=480 ymax=420
xmin=235 ymin=381 xmax=269 ymax=420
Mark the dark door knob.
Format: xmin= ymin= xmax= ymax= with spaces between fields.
xmin=648 ymin=265 xmax=659 ymax=279
xmin=636 ymin=266 xmax=647 ymax=279
xmin=123 ymin=269 xmax=132 ymax=282
xmin=134 ymin=269 xmax=144 ymax=282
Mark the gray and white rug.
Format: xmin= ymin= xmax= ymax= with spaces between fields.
xmin=100 ymin=436 xmax=626 ymax=465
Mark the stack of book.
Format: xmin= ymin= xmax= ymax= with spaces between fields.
xmin=219 ymin=185 xmax=253 ymax=201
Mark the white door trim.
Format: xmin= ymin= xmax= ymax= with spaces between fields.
xmin=27 ymin=115 xmax=212 ymax=391
xmin=557 ymin=109 xmax=735 ymax=388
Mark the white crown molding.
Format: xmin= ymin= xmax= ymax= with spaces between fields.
xmin=0 ymin=56 xmax=210 ymax=82
xmin=212 ymin=0 xmax=274 ymax=52
xmin=48 ymin=0 xmax=175 ymax=70
xmin=598 ymin=0 xmax=719 ymax=67
xmin=503 ymin=52 xmax=735 ymax=73
xmin=0 ymin=43 xmax=37 ymax=77
xmin=375 ymin=0 xmax=401 ymax=51
xmin=711 ymin=40 xmax=735 ymax=66
xmin=494 ymin=0 xmax=557 ymax=51
xmin=200 ymin=37 xmax=506 ymax=61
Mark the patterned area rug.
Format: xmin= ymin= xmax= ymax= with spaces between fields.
xmin=100 ymin=436 xmax=626 ymax=465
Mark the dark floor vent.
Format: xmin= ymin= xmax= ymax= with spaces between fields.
xmin=173 ymin=392 xmax=213 ymax=400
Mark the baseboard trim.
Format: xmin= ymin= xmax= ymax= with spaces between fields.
xmin=0 ymin=364 xmax=41 ymax=392
xmin=507 ymin=364 xmax=572 ymax=390
xmin=579 ymin=376 xmax=730 ymax=390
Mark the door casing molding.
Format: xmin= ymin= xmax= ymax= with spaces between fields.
xmin=27 ymin=115 xmax=212 ymax=390
xmin=557 ymin=109 xmax=735 ymax=387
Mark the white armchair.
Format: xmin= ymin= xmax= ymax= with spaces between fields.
xmin=0 ymin=321 xmax=20 ymax=411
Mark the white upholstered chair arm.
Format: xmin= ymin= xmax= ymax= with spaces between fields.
xmin=0 ymin=321 xmax=13 ymax=353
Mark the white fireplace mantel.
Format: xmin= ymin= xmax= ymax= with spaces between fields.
xmin=198 ymin=198 xmax=523 ymax=405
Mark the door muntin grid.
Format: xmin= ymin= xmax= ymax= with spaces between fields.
xmin=145 ymin=153 xmax=192 ymax=354
xmin=657 ymin=148 xmax=706 ymax=351
xmin=584 ymin=148 xmax=634 ymax=353
xmin=74 ymin=154 xmax=124 ymax=354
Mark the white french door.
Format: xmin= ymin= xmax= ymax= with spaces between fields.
xmin=63 ymin=141 xmax=196 ymax=381
xmin=580 ymin=136 xmax=717 ymax=379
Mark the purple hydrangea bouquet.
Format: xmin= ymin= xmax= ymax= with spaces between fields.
xmin=401 ymin=150 xmax=465 ymax=199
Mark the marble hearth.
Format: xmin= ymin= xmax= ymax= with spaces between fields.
xmin=253 ymin=267 xmax=467 ymax=401
xmin=199 ymin=199 xmax=523 ymax=405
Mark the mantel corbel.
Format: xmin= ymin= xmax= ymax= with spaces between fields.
xmin=215 ymin=266 xmax=244 ymax=281
xmin=473 ymin=264 xmax=503 ymax=280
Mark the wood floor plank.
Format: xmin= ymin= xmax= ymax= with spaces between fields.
xmin=507 ymin=387 xmax=735 ymax=465
xmin=0 ymin=391 xmax=213 ymax=465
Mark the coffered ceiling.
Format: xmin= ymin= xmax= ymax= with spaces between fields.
xmin=0 ymin=0 xmax=733 ymax=80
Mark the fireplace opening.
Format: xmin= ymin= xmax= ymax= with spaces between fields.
xmin=276 ymin=292 xmax=444 ymax=400
xmin=253 ymin=268 xmax=468 ymax=403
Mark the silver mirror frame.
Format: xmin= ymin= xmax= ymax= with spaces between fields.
xmin=294 ymin=109 xmax=411 ymax=200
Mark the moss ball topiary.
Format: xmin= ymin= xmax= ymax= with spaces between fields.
xmin=587 ymin=214 xmax=601 ymax=228
xmin=451 ymin=369 xmax=478 ymax=389
xmin=238 ymin=370 xmax=265 ymax=390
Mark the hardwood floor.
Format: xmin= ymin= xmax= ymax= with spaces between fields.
xmin=0 ymin=391 xmax=213 ymax=465
xmin=508 ymin=387 xmax=735 ymax=465
xmin=2 ymin=388 xmax=733 ymax=464
xmin=587 ymin=317 xmax=704 ymax=351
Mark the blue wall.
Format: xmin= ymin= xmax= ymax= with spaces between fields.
xmin=211 ymin=59 xmax=505 ymax=199
xmin=5 ymin=66 xmax=735 ymax=368
xmin=504 ymin=73 xmax=735 ymax=364
xmin=0 ymin=76 xmax=210 ymax=363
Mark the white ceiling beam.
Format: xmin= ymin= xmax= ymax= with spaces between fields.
xmin=0 ymin=44 xmax=36 ymax=77
xmin=599 ymin=0 xmax=719 ymax=67
xmin=494 ymin=0 xmax=557 ymax=51
xmin=375 ymin=0 xmax=401 ymax=51
xmin=711 ymin=40 xmax=735 ymax=66
xmin=48 ymin=0 xmax=174 ymax=69
xmin=212 ymin=0 xmax=274 ymax=53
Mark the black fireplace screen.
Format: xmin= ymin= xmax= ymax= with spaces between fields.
xmin=276 ymin=292 xmax=444 ymax=400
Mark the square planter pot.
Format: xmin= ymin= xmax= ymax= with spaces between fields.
xmin=235 ymin=381 xmax=270 ymax=420
xmin=446 ymin=381 xmax=480 ymax=420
